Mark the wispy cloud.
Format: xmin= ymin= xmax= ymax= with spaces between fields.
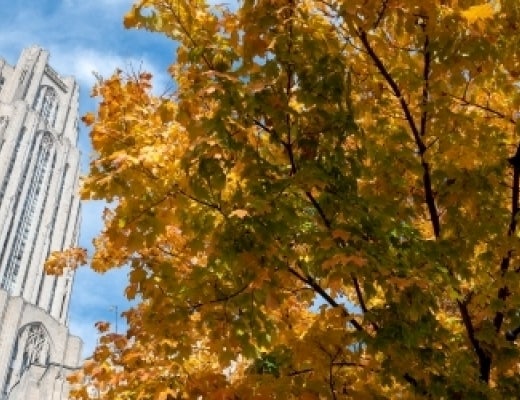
xmin=0 ymin=0 xmax=172 ymax=89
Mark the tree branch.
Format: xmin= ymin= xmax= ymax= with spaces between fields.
xmin=352 ymin=274 xmax=379 ymax=331
xmin=458 ymin=298 xmax=491 ymax=382
xmin=505 ymin=325 xmax=520 ymax=342
xmin=188 ymin=282 xmax=250 ymax=312
xmin=355 ymin=22 xmax=495 ymax=389
xmin=164 ymin=3 xmax=214 ymax=70
xmin=286 ymin=265 xmax=364 ymax=332
xmin=373 ymin=0 xmax=389 ymax=29
xmin=305 ymin=191 xmax=332 ymax=229
xmin=493 ymin=144 xmax=520 ymax=333
xmin=252 ymin=118 xmax=279 ymax=138
xmin=446 ymin=93 xmax=516 ymax=124
xmin=421 ymin=159 xmax=440 ymax=238
xmin=287 ymin=368 xmax=313 ymax=376
xmin=357 ymin=28 xmax=440 ymax=238
xmin=305 ymin=191 xmax=377 ymax=331
xmin=175 ymin=186 xmax=223 ymax=215
xmin=403 ymin=373 xmax=429 ymax=397
xmin=357 ymin=30 xmax=424 ymax=152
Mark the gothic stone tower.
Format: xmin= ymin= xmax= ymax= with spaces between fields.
xmin=0 ymin=46 xmax=82 ymax=400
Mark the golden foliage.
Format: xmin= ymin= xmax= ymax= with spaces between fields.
xmin=44 ymin=247 xmax=87 ymax=275
xmin=65 ymin=0 xmax=520 ymax=398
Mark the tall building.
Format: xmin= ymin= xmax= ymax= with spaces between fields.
xmin=0 ymin=46 xmax=82 ymax=400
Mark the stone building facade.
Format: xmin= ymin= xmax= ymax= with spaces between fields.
xmin=0 ymin=46 xmax=82 ymax=400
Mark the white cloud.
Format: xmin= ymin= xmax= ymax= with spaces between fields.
xmin=49 ymin=46 xmax=169 ymax=92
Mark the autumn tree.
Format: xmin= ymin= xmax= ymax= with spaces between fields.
xmin=51 ymin=0 xmax=520 ymax=398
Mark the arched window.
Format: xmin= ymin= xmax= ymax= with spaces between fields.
xmin=34 ymin=86 xmax=58 ymax=127
xmin=1 ymin=323 xmax=51 ymax=397
xmin=21 ymin=324 xmax=50 ymax=370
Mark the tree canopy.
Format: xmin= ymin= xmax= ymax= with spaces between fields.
xmin=49 ymin=0 xmax=520 ymax=398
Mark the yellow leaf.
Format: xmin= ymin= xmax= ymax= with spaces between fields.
xmin=123 ymin=7 xmax=139 ymax=29
xmin=95 ymin=321 xmax=111 ymax=333
xmin=461 ymin=4 xmax=495 ymax=23
xmin=82 ymin=112 xmax=96 ymax=126
xmin=229 ymin=209 xmax=249 ymax=218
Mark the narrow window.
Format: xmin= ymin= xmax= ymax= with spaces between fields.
xmin=34 ymin=86 xmax=59 ymax=127
xmin=0 ymin=127 xmax=25 ymax=206
xmin=0 ymin=116 xmax=8 ymax=153
xmin=1 ymin=132 xmax=53 ymax=293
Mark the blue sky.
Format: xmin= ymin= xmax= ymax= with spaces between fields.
xmin=0 ymin=0 xmax=174 ymax=357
